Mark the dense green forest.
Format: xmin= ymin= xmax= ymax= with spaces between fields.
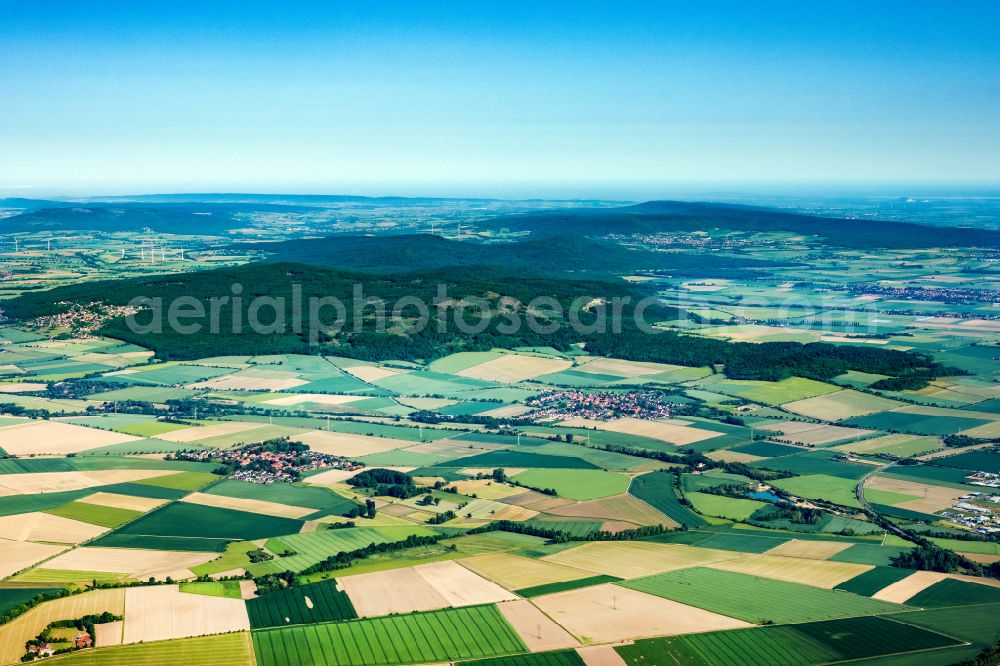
xmin=242 ymin=233 xmax=781 ymax=278
xmin=5 ymin=261 xmax=960 ymax=383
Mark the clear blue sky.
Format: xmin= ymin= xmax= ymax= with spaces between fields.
xmin=1 ymin=1 xmax=998 ymax=198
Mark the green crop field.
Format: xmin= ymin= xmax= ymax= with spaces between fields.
xmin=0 ymin=458 xmax=76 ymax=474
xmin=87 ymin=532 xmax=233 ymax=552
xmin=106 ymin=502 xmax=303 ymax=543
xmin=906 ymin=579 xmax=1000 ymax=608
xmin=728 ymin=377 xmax=839 ymax=405
xmin=512 ymin=469 xmax=629 ymax=500
xmin=515 ymin=574 xmax=621 ymax=598
xmin=881 ymin=464 xmax=983 ymax=489
xmin=629 ymin=472 xmax=707 ymax=527
xmin=620 ymin=568 xmax=904 ymax=624
xmin=615 ymin=616 xmax=961 ymax=666
xmin=252 ymin=605 xmax=526 ymax=666
xmin=616 ymin=625 xmax=838 ymax=666
xmin=844 ymin=412 xmax=990 ymax=436
xmin=645 ymin=529 xmax=792 ymax=553
xmin=687 ymin=492 xmax=766 ymax=520
xmin=0 ymin=489 xmax=92 ymax=517
xmin=829 ymin=544 xmax=911 ymax=567
xmin=132 ymin=471 xmax=220 ymax=491
xmin=835 ymin=566 xmax=915 ymax=596
xmin=247 ymin=578 xmax=357 ymax=628
xmin=93 ymin=481 xmax=190 ymax=500
xmin=524 ymin=519 xmax=603 ymax=538
xmin=179 ymin=580 xmax=244 ymax=598
xmin=44 ymin=501 xmax=143 ymax=528
xmin=750 ymin=451 xmax=872 ymax=480
xmin=442 ymin=450 xmax=598 ymax=469
xmin=42 ymin=632 xmax=255 ymax=665
xmin=926 ymin=537 xmax=1000 ymax=555
xmin=730 ymin=441 xmax=803 ymax=457
xmin=771 ymin=474 xmax=861 ymax=507
xmin=890 ymin=602 xmax=1000 ymax=645
xmin=460 ymin=651 xmax=585 ymax=666
xmin=204 ymin=479 xmax=359 ymax=516
xmin=0 ymin=587 xmax=61 ymax=616
xmin=250 ymin=526 xmax=438 ymax=574
xmin=933 ymin=451 xmax=1000 ymax=474
xmin=190 ymin=540 xmax=260 ymax=576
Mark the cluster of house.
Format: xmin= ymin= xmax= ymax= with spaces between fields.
xmin=28 ymin=301 xmax=141 ymax=336
xmin=26 ymin=631 xmax=92 ymax=658
xmin=170 ymin=445 xmax=361 ymax=484
xmin=967 ymin=471 xmax=1000 ymax=489
xmin=848 ymin=282 xmax=998 ymax=306
xmin=525 ymin=389 xmax=674 ymax=422
xmin=942 ymin=489 xmax=1000 ymax=533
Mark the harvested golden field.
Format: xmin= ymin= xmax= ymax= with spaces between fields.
xmin=338 ymin=566 xmax=449 ymax=616
xmin=504 ymin=491 xmax=576 ymax=511
xmin=962 ymin=552 xmax=1000 ymax=564
xmin=872 ymin=570 xmax=949 ymax=603
xmin=545 ymin=494 xmax=676 ymax=527
xmin=459 ymin=553 xmax=593 ymax=590
xmin=558 ymin=417 xmax=722 ymax=446
xmin=0 ymin=588 xmax=124 ymax=664
xmin=574 ymin=357 xmax=680 ymax=377
xmin=781 ymin=389 xmax=902 ymax=421
xmin=339 ymin=561 xmax=516 ymax=616
xmin=0 ymin=512 xmax=107 ymax=544
xmin=294 ymin=430 xmax=413 ymax=456
xmin=0 ymin=421 xmax=140 ymax=455
xmin=260 ymin=393 xmax=366 ymax=407
xmin=542 ymin=542 xmax=738 ymax=580
xmin=77 ymin=492 xmax=168 ymax=513
xmin=0 ymin=470 xmax=176 ymax=496
xmin=343 ymin=365 xmax=409 ymax=382
xmin=449 ymin=479 xmax=525 ymax=500
xmin=873 ymin=570 xmax=1000 ymax=603
xmin=707 ymin=554 xmax=871 ymax=589
xmin=457 ymin=354 xmax=572 ymax=383
xmin=396 ymin=397 xmax=458 ymax=410
xmin=0 ymin=538 xmax=66 ymax=580
xmin=478 ymin=404 xmax=534 ymax=419
xmin=782 ymin=425 xmax=876 ymax=446
xmin=706 ymin=449 xmax=764 ymax=463
xmin=189 ymin=375 xmax=308 ymax=391
xmin=867 ymin=475 xmax=962 ymax=513
xmin=576 ymin=645 xmax=629 ymax=666
xmin=122 ymin=585 xmax=250 ymax=644
xmin=764 ymin=539 xmax=854 ymax=560
xmin=156 ymin=421 xmax=268 ymax=443
xmin=0 ymin=382 xmax=47 ymax=393
xmin=94 ymin=620 xmax=123 ymax=647
xmin=301 ymin=468 xmax=358 ymax=485
xmin=411 ymin=561 xmax=517 ymax=607
xmin=43 ymin=547 xmax=217 ymax=581
xmin=181 ymin=491 xmax=314 ymax=519
xmin=496 ymin=599 xmax=580 ymax=651
xmin=532 ymin=584 xmax=751 ymax=643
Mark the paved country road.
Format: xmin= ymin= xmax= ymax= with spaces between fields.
xmin=855 ymin=461 xmax=916 ymax=543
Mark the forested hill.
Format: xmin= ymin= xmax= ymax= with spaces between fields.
xmin=0 ymin=202 xmax=313 ymax=234
xmin=4 ymin=261 xmax=960 ymax=384
xmin=240 ymin=233 xmax=783 ymax=278
xmin=481 ymin=200 xmax=1000 ymax=249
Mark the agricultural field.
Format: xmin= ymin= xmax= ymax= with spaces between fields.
xmin=252 ymin=605 xmax=527 ymax=666
xmin=620 ymin=567 xmax=904 ymax=624
xmin=3 ymin=215 xmax=1000 ymax=666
